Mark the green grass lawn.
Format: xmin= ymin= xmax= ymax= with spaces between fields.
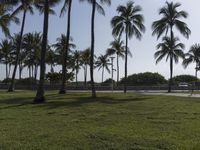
xmin=1 ymin=91 xmax=200 ymax=150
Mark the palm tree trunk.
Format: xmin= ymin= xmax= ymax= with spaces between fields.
xmin=168 ymin=26 xmax=174 ymax=93
xmin=75 ymin=60 xmax=78 ymax=86
xmin=19 ymin=63 xmax=22 ymax=80
xmin=169 ymin=55 xmax=173 ymax=93
xmin=6 ymin=62 xmax=8 ymax=79
xmin=50 ymin=64 xmax=54 ymax=73
xmin=8 ymin=64 xmax=11 ymax=78
xmin=195 ymin=62 xmax=198 ymax=88
xmin=59 ymin=0 xmax=72 ymax=94
xmin=29 ymin=67 xmax=31 ymax=78
xmin=90 ymin=1 xmax=96 ymax=98
xmin=124 ymin=27 xmax=128 ymax=93
xmin=8 ymin=10 xmax=27 ymax=92
xmin=195 ymin=62 xmax=198 ymax=79
xmin=84 ymin=64 xmax=87 ymax=87
xmin=31 ymin=65 xmax=34 ymax=78
xmin=117 ymin=54 xmax=119 ymax=86
xmin=5 ymin=62 xmax=8 ymax=84
xmin=34 ymin=64 xmax=38 ymax=82
xmin=34 ymin=0 xmax=49 ymax=103
xmin=102 ymin=67 xmax=104 ymax=83
xmin=76 ymin=69 xmax=78 ymax=86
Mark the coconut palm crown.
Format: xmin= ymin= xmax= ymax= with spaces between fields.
xmin=152 ymin=1 xmax=191 ymax=39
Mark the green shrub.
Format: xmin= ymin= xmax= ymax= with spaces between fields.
xmin=120 ymin=72 xmax=167 ymax=86
xmin=171 ymin=75 xmax=198 ymax=85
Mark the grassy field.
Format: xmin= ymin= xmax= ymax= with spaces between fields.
xmin=1 ymin=91 xmax=200 ymax=150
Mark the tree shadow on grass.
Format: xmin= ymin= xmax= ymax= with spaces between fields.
xmin=40 ymin=96 xmax=151 ymax=109
xmin=0 ymin=93 xmax=152 ymax=110
xmin=0 ymin=96 xmax=34 ymax=110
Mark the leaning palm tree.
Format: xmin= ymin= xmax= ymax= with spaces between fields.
xmin=59 ymin=0 xmax=73 ymax=94
xmin=107 ymin=38 xmax=132 ymax=85
xmin=80 ymin=0 xmax=111 ymax=98
xmin=34 ymin=0 xmax=60 ymax=103
xmin=8 ymin=0 xmax=34 ymax=92
xmin=155 ymin=36 xmax=185 ymax=91
xmin=95 ymin=54 xmax=110 ymax=83
xmin=0 ymin=3 xmax=19 ymax=37
xmin=111 ymin=1 xmax=145 ymax=93
xmin=152 ymin=1 xmax=191 ymax=92
xmin=183 ymin=44 xmax=200 ymax=78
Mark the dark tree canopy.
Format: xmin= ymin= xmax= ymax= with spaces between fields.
xmin=120 ymin=72 xmax=167 ymax=86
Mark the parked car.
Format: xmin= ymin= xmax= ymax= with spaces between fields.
xmin=178 ymin=82 xmax=189 ymax=87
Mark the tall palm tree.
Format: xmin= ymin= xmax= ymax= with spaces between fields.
xmin=73 ymin=50 xmax=82 ymax=86
xmin=8 ymin=0 xmax=34 ymax=92
xmin=111 ymin=1 xmax=145 ymax=93
xmin=155 ymin=36 xmax=185 ymax=89
xmin=0 ymin=3 xmax=19 ymax=37
xmin=59 ymin=0 xmax=72 ymax=94
xmin=107 ymin=38 xmax=132 ymax=85
xmin=81 ymin=48 xmax=91 ymax=87
xmin=183 ymin=44 xmax=200 ymax=78
xmin=152 ymin=1 xmax=191 ymax=92
xmin=23 ymin=32 xmax=42 ymax=80
xmin=95 ymin=54 xmax=110 ymax=83
xmin=34 ymin=0 xmax=60 ymax=103
xmin=0 ymin=39 xmax=13 ymax=80
xmin=80 ymin=0 xmax=111 ymax=98
xmin=23 ymin=32 xmax=35 ymax=78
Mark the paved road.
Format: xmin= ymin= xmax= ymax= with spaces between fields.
xmin=1 ymin=89 xmax=200 ymax=98
xmin=142 ymin=92 xmax=200 ymax=98
xmin=67 ymin=90 xmax=200 ymax=98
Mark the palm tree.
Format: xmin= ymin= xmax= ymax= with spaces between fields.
xmin=81 ymin=48 xmax=91 ymax=87
xmin=8 ymin=0 xmax=34 ymax=92
xmin=95 ymin=54 xmax=110 ymax=83
xmin=0 ymin=3 xmax=19 ymax=37
xmin=73 ymin=50 xmax=82 ymax=86
xmin=23 ymin=33 xmax=35 ymax=78
xmin=23 ymin=32 xmax=42 ymax=80
xmin=11 ymin=33 xmax=22 ymax=78
xmin=59 ymin=0 xmax=72 ymax=94
xmin=183 ymin=44 xmax=200 ymax=78
xmin=107 ymin=38 xmax=132 ymax=85
xmin=0 ymin=39 xmax=13 ymax=80
xmin=111 ymin=1 xmax=145 ymax=93
xmin=155 ymin=36 xmax=185 ymax=90
xmin=53 ymin=34 xmax=76 ymax=67
xmin=80 ymin=0 xmax=111 ymax=98
xmin=34 ymin=0 xmax=60 ymax=103
xmin=46 ymin=46 xmax=56 ymax=73
xmin=152 ymin=1 xmax=191 ymax=92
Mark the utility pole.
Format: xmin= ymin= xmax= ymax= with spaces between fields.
xmin=110 ymin=57 xmax=115 ymax=92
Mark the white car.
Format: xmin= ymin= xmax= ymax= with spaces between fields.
xmin=178 ymin=83 xmax=189 ymax=87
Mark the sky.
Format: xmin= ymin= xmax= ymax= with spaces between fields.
xmin=1 ymin=0 xmax=200 ymax=82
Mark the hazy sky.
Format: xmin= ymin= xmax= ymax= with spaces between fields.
xmin=1 ymin=0 xmax=200 ymax=82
